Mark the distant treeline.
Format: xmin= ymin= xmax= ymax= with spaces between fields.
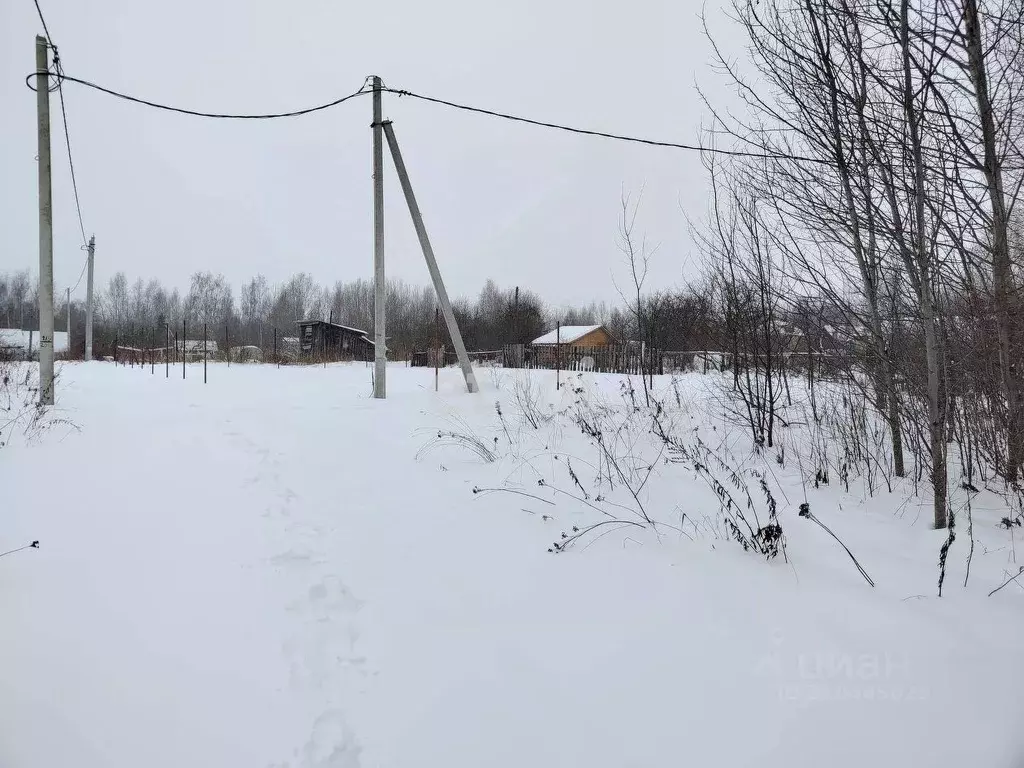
xmin=0 ymin=270 xmax=727 ymax=359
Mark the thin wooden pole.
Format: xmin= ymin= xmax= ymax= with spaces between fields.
xmin=435 ymin=306 xmax=440 ymax=392
xmin=182 ymin=319 xmax=186 ymax=380
xmin=204 ymin=322 xmax=208 ymax=384
xmin=514 ymin=286 xmax=519 ymax=346
xmin=165 ymin=323 xmax=170 ymax=378
xmin=556 ymin=322 xmax=561 ymax=390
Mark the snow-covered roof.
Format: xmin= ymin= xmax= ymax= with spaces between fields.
xmin=532 ymin=325 xmax=604 ymax=345
xmin=298 ymin=320 xmax=370 ymax=336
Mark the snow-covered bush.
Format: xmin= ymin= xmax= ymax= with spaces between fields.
xmin=456 ymin=371 xmax=790 ymax=561
xmin=0 ymin=362 xmax=53 ymax=449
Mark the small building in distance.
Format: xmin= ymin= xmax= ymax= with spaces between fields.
xmin=175 ymin=339 xmax=219 ymax=361
xmin=0 ymin=329 xmax=69 ymax=360
xmin=531 ymin=324 xmax=615 ymax=348
xmin=297 ymin=320 xmax=374 ymax=362
xmin=528 ymin=324 xmax=617 ymax=368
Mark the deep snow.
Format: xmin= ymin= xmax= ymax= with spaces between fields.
xmin=1 ymin=361 xmax=1022 ymax=767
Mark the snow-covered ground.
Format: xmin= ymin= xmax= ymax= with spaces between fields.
xmin=1 ymin=361 xmax=1022 ymax=767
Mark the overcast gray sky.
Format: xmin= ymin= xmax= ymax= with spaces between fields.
xmin=1 ymin=0 xmax=735 ymax=308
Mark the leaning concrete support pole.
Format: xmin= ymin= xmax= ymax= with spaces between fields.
xmin=382 ymin=121 xmax=478 ymax=393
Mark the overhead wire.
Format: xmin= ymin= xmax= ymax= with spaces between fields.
xmin=382 ymin=87 xmax=830 ymax=164
xmin=31 ymin=0 xmax=54 ymax=50
xmin=27 ymin=72 xmax=374 ymax=120
xmin=68 ymin=247 xmax=89 ymax=293
xmin=57 ymin=80 xmax=88 ymax=245
xmin=28 ymin=70 xmax=827 ymax=164
xmin=32 ymin=0 xmax=89 ymax=247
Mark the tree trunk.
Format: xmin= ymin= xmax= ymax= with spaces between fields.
xmin=872 ymin=313 xmax=905 ymax=478
xmin=922 ymin=298 xmax=948 ymax=529
xmin=901 ymin=0 xmax=945 ymax=526
xmin=807 ymin=0 xmax=906 ymax=479
xmin=886 ymin=367 xmax=905 ymax=479
xmin=963 ymin=0 xmax=1023 ymax=482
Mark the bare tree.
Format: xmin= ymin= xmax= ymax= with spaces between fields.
xmin=703 ymin=0 xmax=909 ymax=478
xmin=698 ymin=161 xmax=790 ymax=448
xmin=923 ymin=0 xmax=1024 ymax=482
xmin=616 ymin=189 xmax=659 ymax=404
xmin=701 ymin=0 xmax=972 ymax=526
xmin=240 ymin=274 xmax=271 ymax=346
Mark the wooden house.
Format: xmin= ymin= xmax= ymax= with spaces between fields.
xmin=297 ymin=320 xmax=374 ymax=362
xmin=531 ymin=325 xmax=615 ymax=348
xmin=528 ymin=324 xmax=616 ymax=368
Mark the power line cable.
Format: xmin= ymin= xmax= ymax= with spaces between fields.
xmin=32 ymin=0 xmax=88 ymax=245
xmin=31 ymin=0 xmax=54 ymax=49
xmin=57 ymin=84 xmax=88 ymax=245
xmin=69 ymin=248 xmax=89 ymax=293
xmin=381 ymin=87 xmax=829 ymax=164
xmin=28 ymin=72 xmax=373 ymax=120
xmin=30 ymin=71 xmax=826 ymax=164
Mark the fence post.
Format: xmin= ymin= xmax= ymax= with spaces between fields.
xmin=556 ymin=322 xmax=561 ymax=390
xmin=182 ymin=319 xmax=186 ymax=380
xmin=204 ymin=322 xmax=208 ymax=384
xmin=165 ymin=323 xmax=170 ymax=378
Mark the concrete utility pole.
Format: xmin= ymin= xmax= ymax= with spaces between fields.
xmin=35 ymin=36 xmax=55 ymax=405
xmin=84 ymin=235 xmax=95 ymax=360
xmin=372 ymin=75 xmax=386 ymax=399
xmin=382 ymin=121 xmax=479 ymax=393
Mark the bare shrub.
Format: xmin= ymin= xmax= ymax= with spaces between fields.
xmin=0 ymin=362 xmax=72 ymax=449
xmin=513 ymin=372 xmax=552 ymax=430
xmin=473 ymin=374 xmax=787 ymax=561
xmin=416 ymin=414 xmax=498 ymax=464
xmin=652 ymin=412 xmax=786 ymax=561
xmin=801 ymin=382 xmax=895 ymax=497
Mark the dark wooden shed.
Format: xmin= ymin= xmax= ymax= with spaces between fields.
xmin=297 ymin=320 xmax=375 ymax=362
